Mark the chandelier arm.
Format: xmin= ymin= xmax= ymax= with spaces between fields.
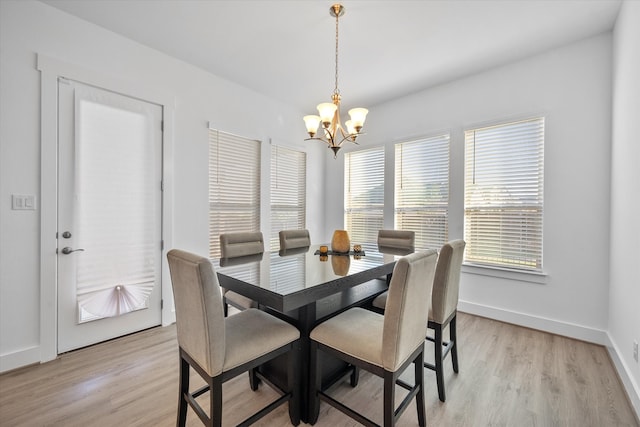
xmin=336 ymin=134 xmax=357 ymax=146
xmin=325 ymin=126 xmax=338 ymax=146
xmin=304 ymin=130 xmax=364 ymax=147
xmin=304 ymin=136 xmax=335 ymax=147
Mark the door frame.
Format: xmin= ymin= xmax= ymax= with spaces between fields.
xmin=37 ymin=54 xmax=175 ymax=362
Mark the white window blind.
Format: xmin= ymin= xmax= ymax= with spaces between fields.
xmin=344 ymin=147 xmax=385 ymax=244
xmin=395 ymin=134 xmax=449 ymax=250
xmin=270 ymin=145 xmax=306 ymax=250
xmin=208 ymin=129 xmax=261 ymax=259
xmin=464 ymin=117 xmax=544 ymax=271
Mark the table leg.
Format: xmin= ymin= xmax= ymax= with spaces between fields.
xmin=296 ymin=303 xmax=316 ymax=423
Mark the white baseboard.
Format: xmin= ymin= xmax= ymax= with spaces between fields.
xmin=458 ymin=300 xmax=639 ymax=421
xmin=458 ymin=300 xmax=608 ymax=344
xmin=606 ymin=334 xmax=640 ymax=421
xmin=0 ymin=345 xmax=40 ymax=373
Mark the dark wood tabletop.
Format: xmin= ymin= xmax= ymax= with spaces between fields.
xmin=215 ymin=243 xmax=402 ymax=312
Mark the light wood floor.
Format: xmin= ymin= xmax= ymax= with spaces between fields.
xmin=1 ymin=312 xmax=637 ymax=427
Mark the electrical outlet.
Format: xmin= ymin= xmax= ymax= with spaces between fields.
xmin=634 ymin=341 xmax=639 ymax=363
xmin=11 ymin=194 xmax=36 ymax=210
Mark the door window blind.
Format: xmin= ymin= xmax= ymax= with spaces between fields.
xmin=344 ymin=147 xmax=385 ymax=245
xmin=208 ymin=129 xmax=261 ymax=259
xmin=73 ymin=84 xmax=161 ymax=323
xmin=464 ymin=117 xmax=544 ymax=271
xmin=395 ymin=134 xmax=449 ymax=250
xmin=270 ymin=145 xmax=306 ymax=250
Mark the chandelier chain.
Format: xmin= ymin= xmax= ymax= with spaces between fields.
xmin=334 ymin=9 xmax=340 ymax=96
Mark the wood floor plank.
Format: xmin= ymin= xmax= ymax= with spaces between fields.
xmin=0 ymin=313 xmax=637 ymax=426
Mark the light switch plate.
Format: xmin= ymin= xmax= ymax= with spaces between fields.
xmin=12 ymin=194 xmax=36 ymax=210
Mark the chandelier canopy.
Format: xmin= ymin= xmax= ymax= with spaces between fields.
xmin=303 ymin=3 xmax=368 ymax=158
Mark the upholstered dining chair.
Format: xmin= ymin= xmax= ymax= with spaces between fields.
xmin=279 ymin=229 xmax=311 ymax=251
xmin=308 ymin=250 xmax=438 ymax=427
xmin=370 ymin=239 xmax=466 ymax=403
xmin=377 ymin=229 xmax=415 ymax=250
xmin=426 ymin=239 xmax=465 ymax=402
xmin=167 ymin=249 xmax=300 ymax=426
xmin=220 ymin=232 xmax=265 ymax=258
xmin=372 ymin=229 xmax=416 ymax=312
xmin=219 ymin=232 xmax=264 ymax=316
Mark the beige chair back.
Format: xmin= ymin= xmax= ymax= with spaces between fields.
xmin=430 ymin=240 xmax=466 ymax=323
xmin=382 ymin=250 xmax=438 ymax=371
xmin=377 ymin=229 xmax=415 ymax=250
xmin=279 ymin=229 xmax=311 ymax=250
xmin=219 ymin=252 xmax=263 ymax=267
xmin=167 ymin=249 xmax=225 ymax=377
xmin=220 ymin=231 xmax=264 ymax=258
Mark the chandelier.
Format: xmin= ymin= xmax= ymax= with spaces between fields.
xmin=303 ymin=3 xmax=368 ymax=158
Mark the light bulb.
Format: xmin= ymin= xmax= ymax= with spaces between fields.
xmin=303 ymin=115 xmax=321 ymax=137
xmin=317 ymin=103 xmax=338 ymax=127
xmin=348 ymin=108 xmax=368 ymax=132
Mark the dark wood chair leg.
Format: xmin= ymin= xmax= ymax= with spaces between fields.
xmin=178 ymin=355 xmax=189 ymax=427
xmin=414 ymin=350 xmax=426 ymax=427
xmin=383 ymin=369 xmax=396 ymax=426
xmin=350 ymin=365 xmax=360 ymax=387
xmin=249 ymin=368 xmax=260 ymax=391
xmin=434 ymin=323 xmax=446 ymax=402
xmin=308 ymin=341 xmax=321 ymax=425
xmin=211 ymin=376 xmax=223 ymax=427
xmin=450 ymin=314 xmax=459 ymax=373
xmin=288 ymin=342 xmax=301 ymax=426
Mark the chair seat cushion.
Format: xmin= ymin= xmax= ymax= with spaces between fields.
xmin=225 ymin=290 xmax=257 ymax=310
xmin=371 ymin=291 xmax=387 ymax=309
xmin=223 ymin=309 xmax=299 ymax=372
xmin=310 ymin=308 xmax=385 ymax=368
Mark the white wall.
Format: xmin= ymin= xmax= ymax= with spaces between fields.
xmin=610 ymin=0 xmax=640 ymax=414
xmin=0 ymin=0 xmax=324 ymax=371
xmin=325 ymin=33 xmax=613 ymax=341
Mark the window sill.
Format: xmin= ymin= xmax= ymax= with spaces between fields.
xmin=461 ymin=263 xmax=547 ymax=284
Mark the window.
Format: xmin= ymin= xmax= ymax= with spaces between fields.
xmin=344 ymin=147 xmax=384 ymax=244
xmin=464 ymin=117 xmax=544 ymax=271
xmin=270 ymin=145 xmax=306 ymax=250
xmin=395 ymin=134 xmax=450 ymax=250
xmin=208 ymin=129 xmax=261 ymax=259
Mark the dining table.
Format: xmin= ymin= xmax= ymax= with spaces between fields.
xmin=215 ymin=243 xmax=411 ymax=423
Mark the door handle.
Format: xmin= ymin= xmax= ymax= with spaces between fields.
xmin=61 ymin=247 xmax=85 ymax=255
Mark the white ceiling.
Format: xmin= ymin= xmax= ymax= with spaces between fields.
xmin=40 ymin=0 xmax=622 ymax=112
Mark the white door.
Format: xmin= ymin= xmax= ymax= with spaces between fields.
xmin=57 ymin=78 xmax=163 ymax=353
